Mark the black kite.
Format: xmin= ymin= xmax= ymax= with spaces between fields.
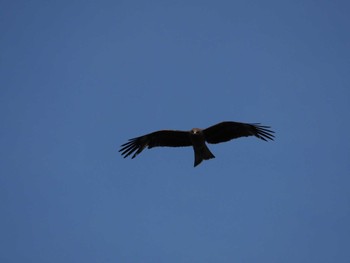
xmin=120 ymin=121 xmax=275 ymax=167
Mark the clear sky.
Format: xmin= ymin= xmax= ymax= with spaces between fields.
xmin=1 ymin=0 xmax=349 ymax=262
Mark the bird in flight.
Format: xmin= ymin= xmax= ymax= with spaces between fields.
xmin=120 ymin=121 xmax=275 ymax=167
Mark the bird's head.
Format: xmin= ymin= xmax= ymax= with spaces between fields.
xmin=190 ymin=128 xmax=202 ymax=135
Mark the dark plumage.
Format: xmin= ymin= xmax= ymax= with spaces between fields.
xmin=120 ymin=121 xmax=275 ymax=167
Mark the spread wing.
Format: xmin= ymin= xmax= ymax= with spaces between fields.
xmin=203 ymin=121 xmax=275 ymax=144
xmin=119 ymin=130 xmax=192 ymax=159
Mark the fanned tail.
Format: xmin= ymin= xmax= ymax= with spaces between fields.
xmin=194 ymin=145 xmax=215 ymax=167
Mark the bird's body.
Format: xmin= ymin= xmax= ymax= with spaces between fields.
xmin=189 ymin=128 xmax=215 ymax=166
xmin=119 ymin=121 xmax=275 ymax=167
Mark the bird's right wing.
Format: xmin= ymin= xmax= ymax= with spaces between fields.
xmin=119 ymin=130 xmax=192 ymax=159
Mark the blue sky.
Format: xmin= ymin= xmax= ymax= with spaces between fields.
xmin=1 ymin=0 xmax=349 ymax=262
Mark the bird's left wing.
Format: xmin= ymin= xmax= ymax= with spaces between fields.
xmin=203 ymin=121 xmax=275 ymax=144
xmin=119 ymin=130 xmax=192 ymax=159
